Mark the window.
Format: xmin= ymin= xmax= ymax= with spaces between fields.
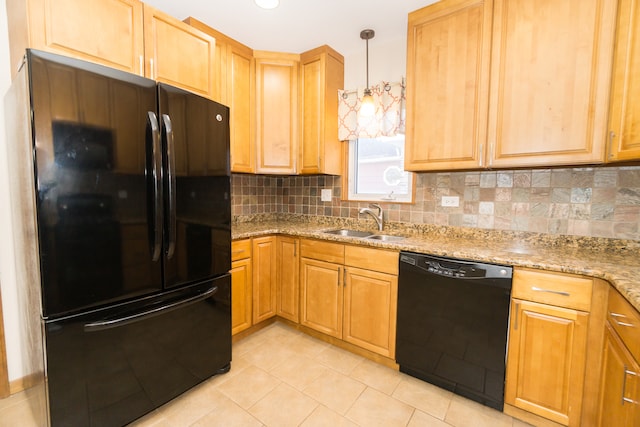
xmin=347 ymin=135 xmax=413 ymax=202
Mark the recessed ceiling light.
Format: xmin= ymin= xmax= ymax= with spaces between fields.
xmin=255 ymin=0 xmax=279 ymax=9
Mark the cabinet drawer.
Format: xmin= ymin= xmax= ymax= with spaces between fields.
xmin=608 ymin=287 xmax=640 ymax=362
xmin=512 ymin=268 xmax=593 ymax=311
xmin=231 ymin=239 xmax=252 ymax=261
xmin=344 ymin=245 xmax=399 ymax=275
xmin=300 ymin=239 xmax=344 ymax=264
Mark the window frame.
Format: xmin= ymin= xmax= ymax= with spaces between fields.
xmin=342 ymin=136 xmax=415 ymax=203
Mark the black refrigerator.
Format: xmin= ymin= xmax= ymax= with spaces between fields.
xmin=5 ymin=50 xmax=232 ymax=426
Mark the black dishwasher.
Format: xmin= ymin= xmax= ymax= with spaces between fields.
xmin=396 ymin=251 xmax=512 ymax=411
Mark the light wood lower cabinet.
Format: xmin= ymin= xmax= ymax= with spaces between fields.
xmin=299 ymin=239 xmax=399 ymax=358
xmin=598 ymin=287 xmax=640 ymax=426
xmin=231 ymin=239 xmax=252 ymax=335
xmin=276 ymin=236 xmax=299 ymax=322
xmin=252 ymin=236 xmax=277 ymax=323
xmin=505 ymin=269 xmax=596 ymax=426
xmin=300 ymin=256 xmax=343 ymax=338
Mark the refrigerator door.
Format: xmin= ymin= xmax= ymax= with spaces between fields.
xmin=44 ymin=275 xmax=231 ymax=427
xmin=158 ymin=84 xmax=231 ymax=289
xmin=29 ymin=50 xmax=164 ymax=318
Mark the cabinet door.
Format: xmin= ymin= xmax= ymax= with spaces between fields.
xmin=343 ymin=267 xmax=397 ymax=358
xmin=404 ymin=0 xmax=492 ymax=171
xmin=227 ymin=43 xmax=256 ymax=173
xmin=277 ymin=237 xmax=299 ymax=323
xmin=299 ymin=46 xmax=344 ymax=175
xmin=15 ymin=0 xmax=144 ymax=76
xmin=255 ymin=53 xmax=298 ymax=174
xmin=608 ymin=0 xmax=640 ymax=162
xmin=230 ymin=257 xmax=252 ymax=335
xmin=598 ymin=324 xmax=640 ymax=426
xmin=505 ymin=299 xmax=589 ymax=426
xmin=143 ymin=5 xmax=216 ymax=99
xmin=300 ymin=257 xmax=342 ymax=338
xmin=252 ymin=236 xmax=277 ymax=323
xmin=488 ymin=0 xmax=616 ymax=167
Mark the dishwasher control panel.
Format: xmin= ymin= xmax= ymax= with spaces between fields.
xmin=399 ymin=252 xmax=512 ymax=279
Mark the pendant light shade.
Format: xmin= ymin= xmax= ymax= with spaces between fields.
xmin=255 ymin=0 xmax=279 ymax=9
xmin=359 ymin=29 xmax=375 ymax=118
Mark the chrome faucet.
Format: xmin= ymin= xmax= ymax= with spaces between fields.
xmin=359 ymin=203 xmax=384 ymax=231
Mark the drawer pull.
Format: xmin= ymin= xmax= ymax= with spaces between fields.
xmin=610 ymin=312 xmax=635 ymax=327
xmin=531 ymin=286 xmax=570 ymax=297
xmin=232 ymin=250 xmax=246 ymax=255
xmin=622 ymin=368 xmax=639 ymax=405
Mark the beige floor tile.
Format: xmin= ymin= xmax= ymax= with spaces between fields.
xmin=349 ymin=358 xmax=403 ymax=395
xmin=0 ymin=395 xmax=47 ymax=427
xmin=128 ymin=410 xmax=172 ymax=427
xmin=270 ymin=354 xmax=332 ymax=390
xmin=346 ymin=387 xmax=414 ymax=427
xmin=191 ymin=397 xmax=263 ymax=427
xmin=407 ymin=409 xmax=452 ymax=427
xmin=444 ymin=395 xmax=513 ymax=427
xmin=242 ymin=338 xmax=301 ymax=371
xmin=284 ymin=331 xmax=331 ymax=359
xmin=216 ymin=365 xmax=281 ymax=409
xmin=249 ymin=383 xmax=318 ymax=427
xmin=300 ymin=405 xmax=359 ymax=427
xmin=303 ymin=370 xmax=366 ymax=415
xmin=157 ymin=383 xmax=223 ymax=426
xmin=392 ymin=375 xmax=453 ymax=420
xmin=314 ymin=345 xmax=364 ymax=375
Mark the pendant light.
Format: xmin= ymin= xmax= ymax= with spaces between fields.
xmin=255 ymin=0 xmax=279 ymax=9
xmin=359 ymin=29 xmax=375 ymax=117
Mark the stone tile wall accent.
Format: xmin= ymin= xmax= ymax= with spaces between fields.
xmin=231 ymin=166 xmax=640 ymax=240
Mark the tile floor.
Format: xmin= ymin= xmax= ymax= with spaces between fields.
xmin=0 ymin=321 xmax=532 ymax=427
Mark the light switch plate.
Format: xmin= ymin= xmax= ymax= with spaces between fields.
xmin=321 ymin=189 xmax=332 ymax=202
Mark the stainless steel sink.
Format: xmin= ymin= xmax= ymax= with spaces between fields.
xmin=323 ymin=229 xmax=373 ymax=238
xmin=365 ymin=234 xmax=406 ymax=242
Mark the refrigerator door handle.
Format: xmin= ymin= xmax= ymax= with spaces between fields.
xmin=83 ymin=286 xmax=218 ymax=332
xmin=148 ymin=111 xmax=163 ymax=262
xmin=162 ymin=113 xmax=177 ymax=260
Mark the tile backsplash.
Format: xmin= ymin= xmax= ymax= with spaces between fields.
xmin=231 ymin=166 xmax=640 ymax=240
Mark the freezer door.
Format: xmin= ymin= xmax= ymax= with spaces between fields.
xmin=158 ymin=84 xmax=231 ymax=289
xmin=28 ymin=50 xmax=163 ymax=317
xmin=44 ymin=276 xmax=231 ymax=427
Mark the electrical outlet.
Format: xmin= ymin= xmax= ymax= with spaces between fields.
xmin=441 ymin=196 xmax=460 ymax=207
xmin=321 ymin=189 xmax=332 ymax=202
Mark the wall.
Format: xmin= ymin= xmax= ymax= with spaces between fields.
xmin=232 ymin=165 xmax=640 ymax=241
xmin=0 ymin=0 xmax=26 ymax=384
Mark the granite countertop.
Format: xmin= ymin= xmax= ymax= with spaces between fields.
xmin=232 ymin=214 xmax=640 ymax=313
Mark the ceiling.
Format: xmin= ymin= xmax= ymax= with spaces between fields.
xmin=143 ymin=0 xmax=438 ymax=57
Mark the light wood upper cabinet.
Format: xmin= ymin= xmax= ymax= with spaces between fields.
xmin=405 ymin=0 xmax=617 ymax=170
xmin=299 ymin=46 xmax=344 ymax=175
xmin=7 ymin=0 xmax=145 ymax=78
xmin=488 ymin=0 xmax=616 ymax=168
xmin=405 ymin=0 xmax=492 ymax=171
xmin=252 ymin=236 xmax=277 ymax=324
xmin=143 ymin=5 xmax=216 ymax=99
xmin=254 ymin=51 xmax=299 ymax=174
xmin=184 ymin=18 xmax=256 ymax=173
xmin=607 ymin=0 xmax=640 ymax=162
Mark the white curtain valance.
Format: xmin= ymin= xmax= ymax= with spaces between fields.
xmin=337 ymin=80 xmax=405 ymax=141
